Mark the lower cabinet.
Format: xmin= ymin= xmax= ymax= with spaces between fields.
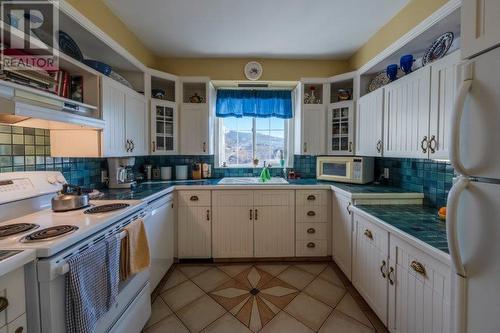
xmin=212 ymin=190 xmax=294 ymax=258
xmin=332 ymin=193 xmax=353 ymax=279
xmin=352 ymin=210 xmax=451 ymax=332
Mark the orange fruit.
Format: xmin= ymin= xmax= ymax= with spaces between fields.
xmin=438 ymin=207 xmax=447 ymax=216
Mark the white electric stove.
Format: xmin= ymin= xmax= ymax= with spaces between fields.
xmin=0 ymin=171 xmax=151 ymax=333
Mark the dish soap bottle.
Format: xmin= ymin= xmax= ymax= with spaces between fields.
xmin=260 ymin=161 xmax=271 ymax=183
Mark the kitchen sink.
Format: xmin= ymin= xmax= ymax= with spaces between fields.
xmin=218 ymin=177 xmax=289 ymax=185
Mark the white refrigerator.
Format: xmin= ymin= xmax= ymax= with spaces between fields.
xmin=447 ymin=44 xmax=500 ymax=332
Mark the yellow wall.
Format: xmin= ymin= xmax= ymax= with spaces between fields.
xmin=154 ymin=58 xmax=350 ymax=81
xmin=349 ymin=0 xmax=449 ymax=70
xmin=66 ymin=0 xmax=156 ymax=67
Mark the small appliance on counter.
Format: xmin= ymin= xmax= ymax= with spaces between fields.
xmin=161 ymin=167 xmax=172 ymax=180
xmin=316 ymin=156 xmax=374 ymax=184
xmin=176 ymin=165 xmax=188 ymax=180
xmin=192 ymin=163 xmax=202 ymax=180
xmin=51 ymin=184 xmax=90 ymax=212
xmin=107 ymin=157 xmax=137 ymax=189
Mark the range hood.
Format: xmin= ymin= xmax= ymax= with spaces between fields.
xmin=0 ymin=82 xmax=104 ymax=130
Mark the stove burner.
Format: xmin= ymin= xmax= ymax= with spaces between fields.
xmin=0 ymin=223 xmax=39 ymax=238
xmin=84 ymin=203 xmax=130 ymax=214
xmin=22 ymin=225 xmax=78 ymax=242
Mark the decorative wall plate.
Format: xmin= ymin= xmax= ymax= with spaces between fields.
xmin=368 ymin=72 xmax=390 ymax=92
xmin=244 ymin=61 xmax=263 ymax=81
xmin=422 ymin=32 xmax=454 ymax=66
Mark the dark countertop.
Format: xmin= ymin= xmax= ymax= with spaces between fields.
xmin=354 ymin=205 xmax=448 ymax=254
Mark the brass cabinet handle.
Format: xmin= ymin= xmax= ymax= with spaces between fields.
xmin=152 ymin=141 xmax=156 ymax=152
xmin=346 ymin=202 xmax=352 ymax=215
xmin=364 ymin=229 xmax=373 ymax=240
xmin=254 ymin=209 xmax=258 ymax=220
xmin=348 ymin=141 xmax=353 ymax=152
xmin=388 ymin=266 xmax=395 ymax=285
xmin=126 ymin=139 xmax=131 ymax=152
xmin=203 ymin=142 xmax=207 ymax=153
xmin=130 ymin=140 xmax=135 ymax=152
xmin=307 ymin=228 xmax=316 ymax=234
xmin=15 ymin=328 xmax=23 ymax=333
xmin=206 ymin=209 xmax=210 ymax=221
xmin=380 ymin=260 xmax=387 ymax=278
xmin=410 ymin=260 xmax=427 ymax=277
xmin=307 ymin=211 xmax=316 ymax=216
xmin=0 ymin=297 xmax=9 ymax=312
xmin=307 ymin=195 xmax=316 ymax=201
xmin=249 ymin=209 xmax=253 ymax=220
xmin=376 ymin=140 xmax=382 ymax=153
xmin=307 ymin=242 xmax=316 ymax=248
xmin=429 ymin=135 xmax=437 ymax=154
xmin=421 ymin=136 xmax=429 ymax=153
xmin=303 ymin=142 xmax=307 ymax=153
xmin=190 ymin=195 xmax=199 ymax=201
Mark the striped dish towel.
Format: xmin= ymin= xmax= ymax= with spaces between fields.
xmin=65 ymin=235 xmax=121 ymax=333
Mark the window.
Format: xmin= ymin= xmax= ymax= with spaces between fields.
xmin=218 ymin=116 xmax=290 ymax=167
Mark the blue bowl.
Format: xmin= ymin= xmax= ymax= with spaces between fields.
xmin=83 ymin=59 xmax=112 ymax=76
xmin=386 ymin=64 xmax=399 ymax=81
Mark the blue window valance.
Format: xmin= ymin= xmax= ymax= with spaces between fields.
xmin=216 ymin=89 xmax=293 ymax=119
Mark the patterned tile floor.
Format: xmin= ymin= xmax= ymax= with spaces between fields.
xmin=143 ymin=262 xmax=389 ymax=333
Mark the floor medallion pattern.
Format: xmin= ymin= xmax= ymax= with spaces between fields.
xmin=209 ymin=266 xmax=299 ymax=332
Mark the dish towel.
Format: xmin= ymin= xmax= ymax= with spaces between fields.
xmin=120 ymin=218 xmax=150 ymax=281
xmin=65 ymin=235 xmax=120 ymax=333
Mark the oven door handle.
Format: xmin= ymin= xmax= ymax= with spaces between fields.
xmin=56 ymin=230 xmax=128 ymax=275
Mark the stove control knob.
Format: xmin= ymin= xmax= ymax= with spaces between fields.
xmin=56 ymin=175 xmax=66 ymax=184
xmin=47 ymin=175 xmax=57 ymax=185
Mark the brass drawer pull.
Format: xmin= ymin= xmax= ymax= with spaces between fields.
xmin=307 ymin=195 xmax=316 ymax=201
xmin=380 ymin=260 xmax=387 ymax=278
xmin=307 ymin=211 xmax=316 ymax=216
xmin=307 ymin=242 xmax=316 ymax=248
xmin=0 ymin=297 xmax=8 ymax=312
xmin=364 ymin=229 xmax=373 ymax=240
xmin=190 ymin=195 xmax=199 ymax=201
xmin=307 ymin=228 xmax=316 ymax=234
xmin=249 ymin=209 xmax=253 ymax=220
xmin=388 ymin=266 xmax=395 ymax=285
xmin=410 ymin=261 xmax=427 ymax=277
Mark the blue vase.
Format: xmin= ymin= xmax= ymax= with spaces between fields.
xmin=400 ymin=54 xmax=414 ymax=74
xmin=386 ymin=64 xmax=399 ymax=81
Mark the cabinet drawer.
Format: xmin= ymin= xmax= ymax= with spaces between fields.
xmin=296 ymin=223 xmax=328 ymax=240
xmin=296 ymin=240 xmax=327 ymax=257
xmin=296 ymin=190 xmax=328 ymax=206
xmin=296 ymin=206 xmax=327 ymax=223
xmin=178 ymin=191 xmax=211 ymax=206
xmin=0 ymin=267 xmax=25 ymax=328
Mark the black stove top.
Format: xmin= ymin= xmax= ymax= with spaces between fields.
xmin=22 ymin=225 xmax=79 ymax=242
xmin=84 ymin=203 xmax=130 ymax=214
xmin=0 ymin=223 xmax=39 ymax=238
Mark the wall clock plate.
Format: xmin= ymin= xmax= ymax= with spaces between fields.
xmin=244 ymin=61 xmax=263 ymax=81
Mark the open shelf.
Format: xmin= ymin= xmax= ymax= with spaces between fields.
xmin=330 ymin=79 xmax=354 ymax=103
xmin=182 ymin=82 xmax=206 ymax=104
xmin=303 ymin=83 xmax=323 ymax=105
xmin=152 ymin=77 xmax=176 ymax=102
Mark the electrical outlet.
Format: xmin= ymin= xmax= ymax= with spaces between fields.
xmin=383 ymin=168 xmax=390 ymax=179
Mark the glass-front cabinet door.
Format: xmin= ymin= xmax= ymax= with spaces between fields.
xmin=328 ymin=101 xmax=354 ymax=155
xmin=151 ymin=99 xmax=177 ymax=154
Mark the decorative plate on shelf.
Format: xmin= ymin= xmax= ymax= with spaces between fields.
xmin=422 ymin=32 xmax=454 ymax=66
xmin=244 ymin=61 xmax=263 ymax=81
xmin=58 ymin=31 xmax=83 ymax=62
xmin=109 ymin=70 xmax=134 ymax=89
xmin=368 ymin=71 xmax=390 ymax=92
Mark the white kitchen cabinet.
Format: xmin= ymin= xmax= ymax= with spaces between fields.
xmin=177 ymin=191 xmax=211 ymax=258
xmin=180 ymin=103 xmax=210 ymax=154
xmin=462 ymin=0 xmax=500 ymax=59
xmin=327 ymin=101 xmax=354 ymax=155
xmin=383 ymin=67 xmax=431 ymax=159
xmin=253 ymin=190 xmax=294 ymax=257
xmin=356 ymin=89 xmax=384 ymax=156
xmin=388 ymin=235 xmax=451 ymax=333
xmin=101 ymin=76 xmax=147 ymax=157
xmin=151 ymin=99 xmax=177 ymax=155
xmin=212 ymin=191 xmax=254 ymax=258
xmin=352 ymin=213 xmax=389 ymax=325
xmin=428 ymin=51 xmax=461 ymax=160
xmin=301 ymin=104 xmax=326 ymax=155
xmin=332 ymin=193 xmax=353 ymax=279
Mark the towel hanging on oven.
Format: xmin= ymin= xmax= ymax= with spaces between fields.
xmin=120 ymin=218 xmax=150 ymax=281
xmin=65 ymin=234 xmax=121 ymax=333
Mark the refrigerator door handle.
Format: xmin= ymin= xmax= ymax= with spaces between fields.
xmin=446 ymin=176 xmax=470 ymax=278
xmin=450 ymin=63 xmax=473 ymax=176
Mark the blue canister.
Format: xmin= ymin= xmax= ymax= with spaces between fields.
xmin=386 ymin=64 xmax=399 ymax=81
xmin=400 ymin=54 xmax=414 ymax=74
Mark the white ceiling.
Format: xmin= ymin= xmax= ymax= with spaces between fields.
xmin=104 ymin=0 xmax=410 ymax=59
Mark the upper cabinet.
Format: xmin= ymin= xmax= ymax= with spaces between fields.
xmin=462 ymin=0 xmax=500 ymax=59
xmin=327 ymin=101 xmax=354 ymax=155
xmin=356 ymin=89 xmax=384 ymax=157
xmin=180 ymin=78 xmax=215 ymax=155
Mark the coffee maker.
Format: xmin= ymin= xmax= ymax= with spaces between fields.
xmin=107 ymin=157 xmax=136 ymax=189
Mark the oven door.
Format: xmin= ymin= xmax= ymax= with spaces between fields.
xmin=317 ymin=159 xmax=353 ymax=181
xmin=37 ymin=261 xmax=150 ymax=333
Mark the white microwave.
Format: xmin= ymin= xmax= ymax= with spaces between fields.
xmin=316 ymin=156 xmax=374 ymax=184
